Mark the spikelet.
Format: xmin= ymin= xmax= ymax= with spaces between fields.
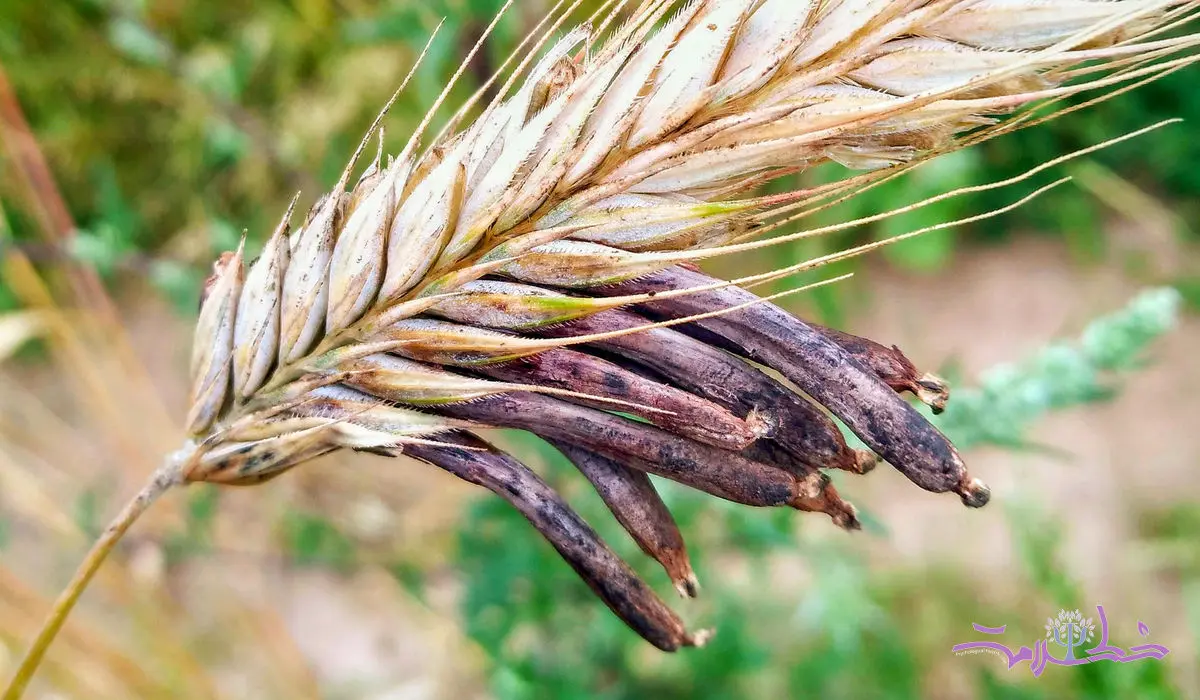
xmin=7 ymin=4 xmax=1199 ymax=692
xmin=187 ymin=242 xmax=243 ymax=433
xmin=174 ymin=0 xmax=1200 ymax=650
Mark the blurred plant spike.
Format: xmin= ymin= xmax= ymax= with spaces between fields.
xmin=937 ymin=287 xmax=1183 ymax=451
xmin=6 ymin=1 xmax=1200 ymax=694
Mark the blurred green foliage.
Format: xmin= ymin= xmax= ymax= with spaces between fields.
xmin=163 ymin=483 xmax=219 ymax=565
xmin=278 ymin=509 xmax=359 ymax=572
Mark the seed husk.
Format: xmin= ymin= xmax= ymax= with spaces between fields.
xmin=693 ymin=319 xmax=952 ymax=414
xmin=434 ymin=392 xmax=860 ymax=528
xmin=808 ymin=323 xmax=951 ymax=414
xmin=542 ymin=309 xmax=875 ymax=475
xmin=599 ymin=266 xmax=986 ymax=507
xmin=551 ymin=440 xmax=698 ymax=598
xmin=478 ymin=347 xmax=759 ymax=450
xmin=188 ymin=246 xmax=244 ymax=434
xmin=402 ymin=432 xmax=710 ymax=651
xmin=652 ymin=272 xmax=952 ymax=412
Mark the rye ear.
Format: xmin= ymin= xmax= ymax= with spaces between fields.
xmin=8 ymin=1 xmax=1199 ymax=694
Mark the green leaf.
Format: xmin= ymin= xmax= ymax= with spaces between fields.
xmin=106 ymin=17 xmax=171 ymax=66
xmin=149 ymin=259 xmax=205 ymax=314
xmin=279 ymin=511 xmax=357 ymax=571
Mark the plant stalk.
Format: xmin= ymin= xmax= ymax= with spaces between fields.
xmin=1 ymin=454 xmax=186 ymax=700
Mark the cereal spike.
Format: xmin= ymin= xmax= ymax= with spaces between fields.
xmin=16 ymin=4 xmax=1197 ymax=691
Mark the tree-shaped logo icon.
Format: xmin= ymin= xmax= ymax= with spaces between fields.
xmin=1045 ymin=609 xmax=1096 ymax=660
